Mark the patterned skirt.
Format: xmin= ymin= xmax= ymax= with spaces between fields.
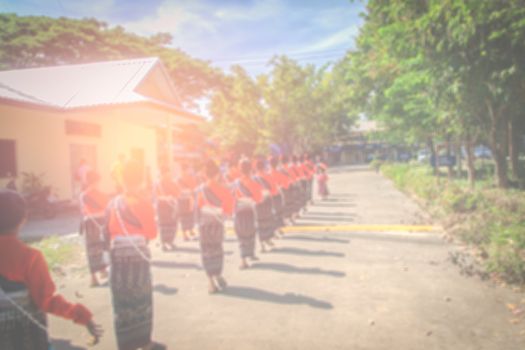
xmin=0 ymin=276 xmax=49 ymax=350
xmin=110 ymin=237 xmax=153 ymax=350
xmin=307 ymin=179 xmax=314 ymax=201
xmin=234 ymin=206 xmax=256 ymax=258
xmin=271 ymin=193 xmax=285 ymax=229
xmin=291 ymin=183 xmax=304 ymax=213
xmin=156 ymin=199 xmax=178 ymax=244
xmin=256 ymin=197 xmax=275 ymax=241
xmin=178 ymin=197 xmax=195 ymax=231
xmin=282 ymin=187 xmax=295 ymax=219
xmin=82 ymin=215 xmax=108 ymax=274
xmin=198 ymin=211 xmax=225 ymax=276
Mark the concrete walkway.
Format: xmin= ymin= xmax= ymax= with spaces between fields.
xmin=48 ymin=165 xmax=524 ymax=350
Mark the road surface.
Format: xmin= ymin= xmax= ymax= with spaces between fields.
xmin=46 ymin=165 xmax=524 ymax=350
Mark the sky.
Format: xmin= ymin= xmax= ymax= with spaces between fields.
xmin=0 ymin=0 xmax=366 ymax=75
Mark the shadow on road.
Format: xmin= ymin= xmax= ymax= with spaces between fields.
xmin=220 ymin=286 xmax=333 ymax=310
xmin=252 ymin=262 xmax=346 ymax=277
xmin=163 ymin=247 xmax=234 ymax=256
xmin=282 ymin=235 xmax=350 ymax=244
xmin=154 ymin=283 xmax=179 ymax=295
xmin=297 ymin=216 xmax=355 ymax=223
xmin=269 ymin=247 xmax=345 ymax=258
xmin=51 ymin=339 xmax=86 ymax=350
xmin=151 ymin=260 xmax=202 ymax=270
xmin=313 ymin=202 xmax=356 ymax=208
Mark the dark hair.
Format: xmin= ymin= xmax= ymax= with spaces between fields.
xmin=0 ymin=189 xmax=27 ymax=234
xmin=122 ymin=160 xmax=143 ymax=190
xmin=205 ymin=160 xmax=220 ymax=179
xmin=240 ymin=159 xmax=252 ymax=176
xmin=281 ymin=155 xmax=289 ymax=164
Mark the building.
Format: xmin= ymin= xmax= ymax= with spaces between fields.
xmin=0 ymin=57 xmax=202 ymax=201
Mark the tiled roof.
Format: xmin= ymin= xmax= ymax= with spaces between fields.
xmin=0 ymin=57 xmax=175 ymax=110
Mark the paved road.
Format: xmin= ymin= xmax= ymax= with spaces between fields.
xmin=48 ymin=166 xmax=524 ymax=350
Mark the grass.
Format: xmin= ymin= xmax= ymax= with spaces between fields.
xmin=30 ymin=235 xmax=83 ymax=270
xmin=380 ymin=162 xmax=525 ymax=284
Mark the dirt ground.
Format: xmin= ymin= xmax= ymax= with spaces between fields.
xmin=45 ymin=165 xmax=524 ymax=350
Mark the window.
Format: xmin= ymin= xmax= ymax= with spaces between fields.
xmin=65 ymin=120 xmax=101 ymax=137
xmin=0 ymin=139 xmax=17 ymax=178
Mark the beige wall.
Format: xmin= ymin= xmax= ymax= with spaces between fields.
xmin=0 ymin=103 xmax=173 ymax=201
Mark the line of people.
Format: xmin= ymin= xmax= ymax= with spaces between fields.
xmin=0 ymin=153 xmax=329 ymax=350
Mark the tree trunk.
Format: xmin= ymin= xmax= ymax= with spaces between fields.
xmin=445 ymin=135 xmax=453 ymax=180
xmin=508 ymin=117 xmax=519 ymax=180
xmin=455 ymin=141 xmax=462 ymax=179
xmin=487 ymin=100 xmax=509 ymax=188
xmin=465 ymin=136 xmax=476 ymax=190
xmin=427 ymin=137 xmax=437 ymax=175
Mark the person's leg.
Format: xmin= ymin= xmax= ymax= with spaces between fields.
xmin=208 ymin=274 xmax=219 ymax=294
xmin=240 ymin=256 xmax=249 ymax=269
xmin=90 ymin=273 xmax=99 ymax=287
xmin=215 ymin=274 xmax=227 ymax=289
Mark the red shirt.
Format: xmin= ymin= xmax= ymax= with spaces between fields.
xmin=178 ymin=174 xmax=199 ymax=191
xmin=270 ymin=168 xmax=290 ymax=190
xmin=155 ymin=177 xmax=181 ymax=197
xmin=106 ymin=194 xmax=157 ymax=241
xmin=255 ymin=171 xmax=279 ymax=196
xmin=234 ymin=176 xmax=264 ymax=204
xmin=226 ymin=167 xmax=241 ymax=184
xmin=0 ymin=235 xmax=92 ymax=325
xmin=80 ymin=188 xmax=109 ymax=216
xmin=197 ymin=180 xmax=235 ymax=216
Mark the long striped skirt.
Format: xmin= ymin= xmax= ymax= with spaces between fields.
xmin=307 ymin=179 xmax=314 ymax=201
xmin=282 ymin=187 xmax=295 ymax=219
xmin=198 ymin=213 xmax=224 ymax=276
xmin=291 ymin=183 xmax=304 ymax=213
xmin=110 ymin=237 xmax=153 ymax=350
xmin=271 ymin=193 xmax=285 ymax=229
xmin=82 ymin=215 xmax=108 ymax=274
xmin=156 ymin=199 xmax=178 ymax=244
xmin=0 ymin=277 xmax=48 ymax=350
xmin=234 ymin=206 xmax=256 ymax=258
xmin=300 ymin=180 xmax=309 ymax=207
xmin=256 ymin=197 xmax=275 ymax=242
xmin=178 ymin=197 xmax=195 ymax=232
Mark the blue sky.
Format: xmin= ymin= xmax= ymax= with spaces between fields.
xmin=0 ymin=0 xmax=366 ymax=75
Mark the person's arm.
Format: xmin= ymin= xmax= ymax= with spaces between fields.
xmin=25 ymin=250 xmax=92 ymax=325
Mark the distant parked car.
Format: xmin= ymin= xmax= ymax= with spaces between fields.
xmin=417 ymin=149 xmax=430 ymax=163
xmin=474 ymin=145 xmax=492 ymax=159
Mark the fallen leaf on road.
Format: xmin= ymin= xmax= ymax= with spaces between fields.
xmin=512 ymin=308 xmax=524 ymax=316
xmin=507 ymin=303 xmax=518 ymax=312
xmin=369 ymin=320 xmax=375 ymax=326
xmin=75 ymin=291 xmax=83 ymax=298
xmin=426 ymin=331 xmax=433 ymax=336
xmin=444 ymin=296 xmax=452 ymax=302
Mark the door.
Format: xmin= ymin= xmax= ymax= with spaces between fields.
xmin=70 ymin=143 xmax=97 ymax=197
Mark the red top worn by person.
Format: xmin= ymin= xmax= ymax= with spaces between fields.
xmin=0 ymin=189 xmax=101 ymax=346
xmin=234 ymin=171 xmax=264 ymax=204
xmin=80 ymin=172 xmax=110 ymax=216
xmin=255 ymin=160 xmax=279 ymax=196
xmin=197 ymin=178 xmax=235 ymax=216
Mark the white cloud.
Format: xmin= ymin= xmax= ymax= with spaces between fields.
xmin=123 ymin=1 xmax=217 ymax=36
xmin=213 ymin=0 xmax=285 ymax=21
xmin=303 ymin=25 xmax=359 ymax=52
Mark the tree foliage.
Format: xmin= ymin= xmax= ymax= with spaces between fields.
xmin=0 ymin=13 xmax=225 ymax=107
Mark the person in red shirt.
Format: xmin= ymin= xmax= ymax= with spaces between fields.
xmin=268 ymin=156 xmax=289 ymax=233
xmin=0 ymin=189 xmax=102 ymax=349
xmin=196 ymin=160 xmax=235 ymax=294
xmin=232 ymin=159 xmax=263 ymax=268
xmin=105 ymin=160 xmax=163 ymax=350
xmin=282 ymin=155 xmax=302 ymax=221
xmin=79 ymin=171 xmax=110 ymax=287
xmin=177 ymin=163 xmax=198 ymax=239
xmin=303 ymin=154 xmax=316 ymax=204
xmin=154 ymin=165 xmax=181 ymax=251
xmin=317 ymin=166 xmax=330 ymax=200
xmin=253 ymin=158 xmax=277 ymax=251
